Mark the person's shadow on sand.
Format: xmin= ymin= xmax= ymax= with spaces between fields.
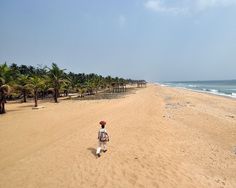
xmin=87 ymin=147 xmax=97 ymax=157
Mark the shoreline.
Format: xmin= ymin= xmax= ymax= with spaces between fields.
xmin=157 ymin=83 xmax=236 ymax=100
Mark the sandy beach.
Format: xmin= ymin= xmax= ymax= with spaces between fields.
xmin=0 ymin=84 xmax=235 ymax=188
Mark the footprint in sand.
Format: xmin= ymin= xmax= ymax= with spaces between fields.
xmin=127 ymin=173 xmax=138 ymax=185
xmin=225 ymin=115 xmax=234 ymax=118
xmin=215 ymin=178 xmax=226 ymax=187
xmin=152 ymin=181 xmax=160 ymax=188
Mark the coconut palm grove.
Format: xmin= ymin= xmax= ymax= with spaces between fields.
xmin=0 ymin=63 xmax=145 ymax=114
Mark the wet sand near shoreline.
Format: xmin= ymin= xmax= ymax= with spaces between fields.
xmin=0 ymin=84 xmax=235 ymax=188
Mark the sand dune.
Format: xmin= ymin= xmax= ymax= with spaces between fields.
xmin=0 ymin=84 xmax=236 ymax=188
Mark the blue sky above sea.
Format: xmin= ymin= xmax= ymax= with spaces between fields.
xmin=0 ymin=0 xmax=236 ymax=82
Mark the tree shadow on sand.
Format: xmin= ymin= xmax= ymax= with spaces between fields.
xmin=66 ymin=88 xmax=138 ymax=101
xmin=87 ymin=147 xmax=97 ymax=157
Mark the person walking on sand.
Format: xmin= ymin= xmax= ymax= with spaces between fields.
xmin=96 ymin=121 xmax=109 ymax=157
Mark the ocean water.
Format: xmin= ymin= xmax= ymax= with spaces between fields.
xmin=161 ymin=80 xmax=236 ymax=99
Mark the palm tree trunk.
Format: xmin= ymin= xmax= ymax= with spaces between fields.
xmin=42 ymin=91 xmax=45 ymax=99
xmin=54 ymin=88 xmax=58 ymax=103
xmin=0 ymin=95 xmax=6 ymax=114
xmin=23 ymin=91 xmax=27 ymax=102
xmin=2 ymin=100 xmax=6 ymax=113
xmin=34 ymin=90 xmax=38 ymax=107
xmin=0 ymin=100 xmax=2 ymax=114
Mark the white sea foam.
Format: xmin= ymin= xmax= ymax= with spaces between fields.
xmin=188 ymin=84 xmax=197 ymax=88
xmin=164 ymin=84 xmax=236 ymax=99
xmin=209 ymin=89 xmax=218 ymax=94
xmin=160 ymin=84 xmax=168 ymax=87
xmin=196 ymin=89 xmax=236 ymax=99
xmin=231 ymin=93 xmax=236 ymax=98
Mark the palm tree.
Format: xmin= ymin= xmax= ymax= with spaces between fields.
xmin=27 ymin=76 xmax=45 ymax=107
xmin=37 ymin=75 xmax=51 ymax=99
xmin=0 ymin=63 xmax=12 ymax=114
xmin=73 ymin=83 xmax=82 ymax=97
xmin=15 ymin=75 xmax=31 ymax=102
xmin=67 ymin=72 xmax=79 ymax=92
xmin=85 ymin=79 xmax=96 ymax=95
xmin=92 ymin=76 xmax=103 ymax=93
xmin=0 ymin=80 xmax=11 ymax=114
xmin=62 ymin=76 xmax=73 ymax=96
xmin=105 ymin=76 xmax=113 ymax=91
xmin=48 ymin=63 xmax=67 ymax=103
xmin=0 ymin=63 xmax=12 ymax=83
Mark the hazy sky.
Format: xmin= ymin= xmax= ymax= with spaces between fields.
xmin=1 ymin=0 xmax=236 ymax=82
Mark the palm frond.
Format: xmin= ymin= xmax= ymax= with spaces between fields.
xmin=0 ymin=77 xmax=5 ymax=85
xmin=0 ymin=84 xmax=11 ymax=94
